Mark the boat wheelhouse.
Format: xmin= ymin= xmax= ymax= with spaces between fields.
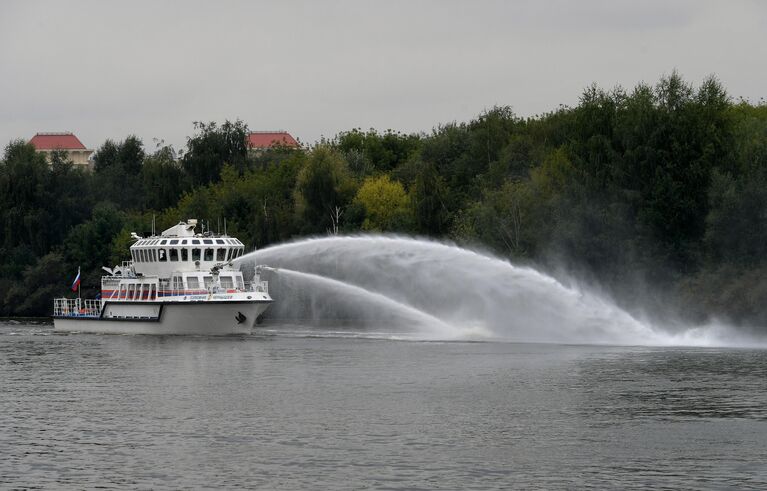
xmin=53 ymin=219 xmax=272 ymax=335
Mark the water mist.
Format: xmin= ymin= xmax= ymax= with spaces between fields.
xmin=238 ymin=235 xmax=766 ymax=347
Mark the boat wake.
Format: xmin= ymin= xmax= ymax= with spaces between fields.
xmin=237 ymin=235 xmax=767 ymax=348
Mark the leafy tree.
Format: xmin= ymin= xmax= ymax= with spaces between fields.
xmin=92 ymin=136 xmax=146 ymax=209
xmin=410 ymin=160 xmax=450 ymax=235
xmin=336 ymin=129 xmax=420 ymax=172
xmin=353 ymin=175 xmax=411 ymax=231
xmin=183 ymin=120 xmax=249 ymax=186
xmin=294 ymin=146 xmax=356 ymax=233
xmin=141 ymin=145 xmax=184 ymax=210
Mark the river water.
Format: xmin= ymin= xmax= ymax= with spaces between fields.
xmin=1 ymin=321 xmax=766 ymax=490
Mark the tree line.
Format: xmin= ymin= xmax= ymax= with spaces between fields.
xmin=1 ymin=72 xmax=766 ymax=328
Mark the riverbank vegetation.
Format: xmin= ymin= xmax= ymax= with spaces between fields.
xmin=2 ymin=72 xmax=766 ymax=328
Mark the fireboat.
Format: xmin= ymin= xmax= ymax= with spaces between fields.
xmin=53 ymin=219 xmax=272 ymax=335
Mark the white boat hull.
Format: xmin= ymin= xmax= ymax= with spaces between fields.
xmin=53 ymin=300 xmax=270 ymax=335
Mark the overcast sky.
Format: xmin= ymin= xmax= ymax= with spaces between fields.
xmin=1 ymin=0 xmax=765 ymax=152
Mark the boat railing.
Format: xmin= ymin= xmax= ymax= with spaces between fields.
xmin=53 ymin=298 xmax=101 ymax=318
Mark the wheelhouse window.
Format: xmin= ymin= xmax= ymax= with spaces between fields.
xmin=216 ymin=239 xmax=225 ymax=245
xmin=170 ymin=239 xmax=178 ymax=245
xmin=158 ymin=249 xmax=167 ymax=262
xmin=204 ymin=248 xmax=214 ymax=261
xmin=192 ymin=248 xmax=201 ymax=261
xmin=203 ymin=239 xmax=213 ymax=245
xmin=151 ymin=249 xmax=157 ymax=262
xmin=170 ymin=248 xmax=179 ymax=261
xmin=181 ymin=249 xmax=188 ymax=261
xmin=226 ymin=248 xmax=233 ymax=261
xmin=216 ymin=248 xmax=226 ymax=261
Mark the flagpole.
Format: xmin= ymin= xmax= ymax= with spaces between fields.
xmin=78 ymin=266 xmax=81 ymax=303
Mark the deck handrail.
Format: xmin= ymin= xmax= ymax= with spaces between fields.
xmin=53 ymin=298 xmax=101 ymax=318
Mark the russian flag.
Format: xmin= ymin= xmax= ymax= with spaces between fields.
xmin=71 ymin=268 xmax=81 ymax=292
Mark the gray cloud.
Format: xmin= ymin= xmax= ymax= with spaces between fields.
xmin=1 ymin=0 xmax=765 ymax=152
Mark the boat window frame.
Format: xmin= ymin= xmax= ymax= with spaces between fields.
xmin=169 ymin=248 xmax=179 ymax=262
xmin=181 ymin=248 xmax=188 ymax=261
xmin=216 ymin=248 xmax=226 ymax=261
xmin=220 ymin=275 xmax=234 ymax=289
xmin=192 ymin=248 xmax=201 ymax=261
xmin=204 ymin=248 xmax=214 ymax=261
xmin=158 ymin=248 xmax=168 ymax=262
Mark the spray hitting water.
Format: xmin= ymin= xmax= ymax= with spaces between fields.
xmin=258 ymin=266 xmax=459 ymax=338
xmin=238 ymin=236 xmax=765 ymax=346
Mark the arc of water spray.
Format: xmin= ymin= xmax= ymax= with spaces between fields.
xmin=238 ymin=235 xmax=767 ymax=347
xmin=259 ymin=266 xmax=460 ymax=338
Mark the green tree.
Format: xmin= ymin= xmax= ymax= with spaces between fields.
xmin=294 ymin=146 xmax=356 ymax=233
xmin=353 ymin=175 xmax=411 ymax=231
xmin=410 ymin=160 xmax=450 ymax=235
xmin=141 ymin=145 xmax=184 ymax=210
xmin=92 ymin=136 xmax=146 ymax=209
xmin=183 ymin=120 xmax=250 ymax=187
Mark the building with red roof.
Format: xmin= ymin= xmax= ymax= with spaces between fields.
xmin=246 ymin=131 xmax=299 ymax=151
xmin=29 ymin=132 xmax=94 ymax=169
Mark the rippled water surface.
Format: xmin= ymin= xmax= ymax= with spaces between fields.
xmin=2 ymin=321 xmax=767 ymax=489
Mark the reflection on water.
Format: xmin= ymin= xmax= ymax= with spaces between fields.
xmin=1 ymin=322 xmax=766 ymax=489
